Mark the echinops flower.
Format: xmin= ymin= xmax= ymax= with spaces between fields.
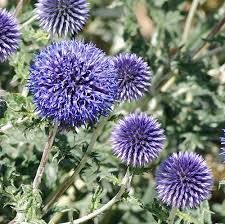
xmin=36 ymin=0 xmax=89 ymax=36
xmin=111 ymin=113 xmax=165 ymax=167
xmin=156 ymin=152 xmax=213 ymax=209
xmin=112 ymin=53 xmax=151 ymax=101
xmin=0 ymin=9 xmax=20 ymax=62
xmin=28 ymin=40 xmax=118 ymax=128
xmin=221 ymin=129 xmax=225 ymax=160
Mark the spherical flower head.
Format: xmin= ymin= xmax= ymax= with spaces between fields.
xmin=0 ymin=9 xmax=20 ymax=62
xmin=112 ymin=53 xmax=151 ymax=101
xmin=221 ymin=129 xmax=225 ymax=160
xmin=28 ymin=40 xmax=118 ymax=128
xmin=36 ymin=0 xmax=89 ymax=36
xmin=111 ymin=113 xmax=165 ymax=167
xmin=156 ymin=152 xmax=213 ymax=209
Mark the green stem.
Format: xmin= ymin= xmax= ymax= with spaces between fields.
xmin=32 ymin=123 xmax=58 ymax=190
xmin=8 ymin=124 xmax=58 ymax=223
xmin=182 ymin=0 xmax=200 ymax=45
xmin=14 ymin=0 xmax=24 ymax=17
xmin=43 ymin=117 xmax=108 ymax=214
xmin=192 ymin=14 xmax=225 ymax=59
xmin=168 ymin=207 xmax=177 ymax=224
xmin=59 ymin=168 xmax=132 ymax=224
xmin=20 ymin=14 xmax=38 ymax=30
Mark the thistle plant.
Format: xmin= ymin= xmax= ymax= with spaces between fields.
xmin=0 ymin=9 xmax=20 ymax=62
xmin=156 ymin=152 xmax=213 ymax=208
xmin=29 ymin=40 xmax=117 ymax=128
xmin=221 ymin=129 xmax=225 ymax=160
xmin=36 ymin=0 xmax=89 ymax=36
xmin=112 ymin=53 xmax=151 ymax=101
xmin=156 ymin=152 xmax=213 ymax=223
xmin=1 ymin=0 xmax=225 ymax=224
xmin=111 ymin=113 xmax=165 ymax=167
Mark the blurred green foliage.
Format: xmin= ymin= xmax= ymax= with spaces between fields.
xmin=0 ymin=0 xmax=225 ymax=223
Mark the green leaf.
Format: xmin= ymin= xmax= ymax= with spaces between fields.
xmin=90 ymin=185 xmax=104 ymax=212
xmin=176 ymin=210 xmax=198 ymax=224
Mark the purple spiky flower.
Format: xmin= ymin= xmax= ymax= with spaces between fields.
xmin=0 ymin=9 xmax=20 ymax=62
xmin=156 ymin=152 xmax=213 ymax=209
xmin=111 ymin=113 xmax=165 ymax=167
xmin=28 ymin=40 xmax=118 ymax=128
xmin=221 ymin=129 xmax=225 ymax=160
xmin=36 ymin=0 xmax=89 ymax=36
xmin=112 ymin=53 xmax=151 ymax=101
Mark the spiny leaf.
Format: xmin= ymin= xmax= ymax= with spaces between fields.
xmin=176 ymin=210 xmax=198 ymax=224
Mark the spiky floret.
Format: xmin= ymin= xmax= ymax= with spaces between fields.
xmin=111 ymin=113 xmax=165 ymax=167
xmin=28 ymin=40 xmax=118 ymax=128
xmin=112 ymin=53 xmax=151 ymax=101
xmin=156 ymin=152 xmax=213 ymax=209
xmin=0 ymin=9 xmax=20 ymax=62
xmin=221 ymin=129 xmax=225 ymax=160
xmin=36 ymin=0 xmax=89 ymax=36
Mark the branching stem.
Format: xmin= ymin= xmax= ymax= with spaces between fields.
xmin=20 ymin=14 xmax=38 ymax=30
xmin=14 ymin=0 xmax=24 ymax=17
xmin=43 ymin=117 xmax=108 ymax=214
xmin=192 ymin=15 xmax=225 ymax=59
xmin=182 ymin=0 xmax=200 ymax=44
xmin=32 ymin=123 xmax=58 ymax=190
xmin=60 ymin=168 xmax=132 ymax=224
xmin=159 ymin=14 xmax=225 ymax=92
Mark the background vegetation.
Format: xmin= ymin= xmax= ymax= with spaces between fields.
xmin=0 ymin=0 xmax=225 ymax=223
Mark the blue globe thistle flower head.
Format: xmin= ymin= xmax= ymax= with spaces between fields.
xmin=156 ymin=152 xmax=213 ymax=209
xmin=221 ymin=129 xmax=225 ymax=160
xmin=111 ymin=113 xmax=165 ymax=167
xmin=0 ymin=9 xmax=20 ymax=62
xmin=28 ymin=40 xmax=118 ymax=128
xmin=112 ymin=53 xmax=151 ymax=102
xmin=36 ymin=0 xmax=89 ymax=36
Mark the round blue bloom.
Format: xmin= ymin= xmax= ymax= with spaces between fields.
xmin=36 ymin=0 xmax=89 ymax=36
xmin=112 ymin=53 xmax=151 ymax=101
xmin=28 ymin=40 xmax=118 ymax=127
xmin=221 ymin=129 xmax=225 ymax=160
xmin=111 ymin=113 xmax=165 ymax=167
xmin=156 ymin=152 xmax=213 ymax=209
xmin=0 ymin=9 xmax=20 ymax=62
